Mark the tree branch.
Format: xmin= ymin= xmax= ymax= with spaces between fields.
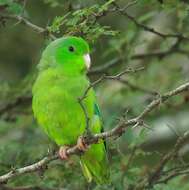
xmin=133 ymin=132 xmax=189 ymax=189
xmin=0 ymin=81 xmax=188 ymax=184
xmin=112 ymin=2 xmax=189 ymax=40
xmin=0 ymin=96 xmax=31 ymax=119
xmin=89 ymin=44 xmax=189 ymax=75
xmin=0 ymin=14 xmax=56 ymax=40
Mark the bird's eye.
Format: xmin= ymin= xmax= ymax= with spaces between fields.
xmin=68 ymin=46 xmax=75 ymax=52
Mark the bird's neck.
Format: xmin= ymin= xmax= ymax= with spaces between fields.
xmin=38 ymin=68 xmax=88 ymax=83
xmin=39 ymin=65 xmax=86 ymax=77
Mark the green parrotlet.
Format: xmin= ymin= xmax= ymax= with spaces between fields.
xmin=32 ymin=36 xmax=109 ymax=184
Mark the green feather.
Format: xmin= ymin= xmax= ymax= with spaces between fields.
xmin=32 ymin=36 xmax=109 ymax=184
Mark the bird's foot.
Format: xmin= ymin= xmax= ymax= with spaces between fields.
xmin=58 ymin=146 xmax=70 ymax=160
xmin=77 ymin=136 xmax=89 ymax=152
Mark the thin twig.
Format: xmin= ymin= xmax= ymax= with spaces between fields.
xmin=0 ymin=96 xmax=31 ymax=117
xmin=85 ymin=67 xmax=144 ymax=99
xmin=133 ymin=132 xmax=189 ymax=189
xmin=89 ymin=47 xmax=189 ymax=75
xmin=0 ymin=14 xmax=56 ymax=40
xmin=80 ymin=66 xmax=144 ymax=134
xmin=112 ymin=2 xmax=189 ymax=40
xmin=119 ymin=79 xmax=158 ymax=95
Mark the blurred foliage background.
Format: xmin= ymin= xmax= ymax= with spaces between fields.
xmin=0 ymin=0 xmax=189 ymax=189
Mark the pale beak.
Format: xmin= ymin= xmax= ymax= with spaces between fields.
xmin=83 ymin=54 xmax=91 ymax=70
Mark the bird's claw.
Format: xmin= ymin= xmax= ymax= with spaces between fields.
xmin=77 ymin=136 xmax=89 ymax=152
xmin=58 ymin=146 xmax=69 ymax=160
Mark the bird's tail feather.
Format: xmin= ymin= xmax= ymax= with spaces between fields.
xmin=80 ymin=143 xmax=110 ymax=184
xmin=80 ymin=160 xmax=92 ymax=183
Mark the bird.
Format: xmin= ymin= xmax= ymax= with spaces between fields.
xmin=32 ymin=36 xmax=109 ymax=184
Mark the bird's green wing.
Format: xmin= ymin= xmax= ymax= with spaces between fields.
xmin=80 ymin=102 xmax=110 ymax=184
xmin=94 ymin=103 xmax=107 ymax=150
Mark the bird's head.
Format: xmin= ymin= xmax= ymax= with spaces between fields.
xmin=38 ymin=36 xmax=91 ymax=75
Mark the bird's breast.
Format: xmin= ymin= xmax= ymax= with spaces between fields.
xmin=32 ymin=69 xmax=95 ymax=145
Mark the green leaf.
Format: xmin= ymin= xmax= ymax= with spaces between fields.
xmin=0 ymin=0 xmax=23 ymax=14
xmin=6 ymin=2 xmax=23 ymax=14
xmin=47 ymin=14 xmax=69 ymax=33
